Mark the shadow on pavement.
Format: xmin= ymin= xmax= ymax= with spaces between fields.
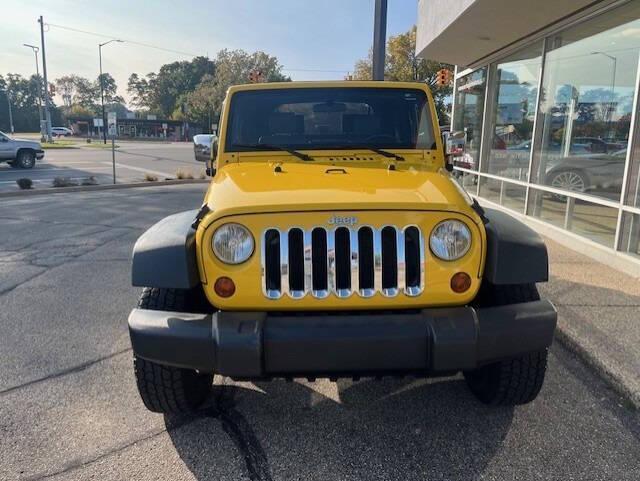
xmin=167 ymin=377 xmax=514 ymax=480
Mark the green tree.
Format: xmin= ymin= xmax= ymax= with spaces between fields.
xmin=353 ymin=26 xmax=453 ymax=123
xmin=128 ymin=56 xmax=215 ymax=117
xmin=0 ymin=73 xmax=61 ymax=132
xmin=97 ymin=73 xmax=124 ymax=104
xmin=127 ymin=73 xmax=152 ymax=109
xmin=75 ymin=77 xmax=99 ymax=109
xmin=54 ymin=75 xmax=98 ymax=110
xmin=185 ymin=49 xmax=289 ymax=124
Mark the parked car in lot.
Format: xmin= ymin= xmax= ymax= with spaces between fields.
xmin=0 ymin=130 xmax=44 ymax=168
xmin=544 ymin=149 xmax=627 ymax=197
xmin=128 ymin=81 xmax=557 ymax=415
xmin=193 ymin=134 xmax=216 ymax=162
xmin=51 ymin=127 xmax=74 ymax=137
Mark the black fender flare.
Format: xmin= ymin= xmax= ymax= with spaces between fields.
xmin=479 ymin=206 xmax=549 ymax=285
xmin=131 ymin=209 xmax=200 ymax=289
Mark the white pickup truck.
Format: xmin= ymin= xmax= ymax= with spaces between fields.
xmin=0 ymin=131 xmax=44 ymax=168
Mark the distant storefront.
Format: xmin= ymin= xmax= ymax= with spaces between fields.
xmin=417 ymin=0 xmax=640 ymax=270
xmin=68 ymin=116 xmax=204 ymax=141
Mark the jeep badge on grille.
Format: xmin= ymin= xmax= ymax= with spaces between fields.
xmin=328 ymin=215 xmax=358 ymax=226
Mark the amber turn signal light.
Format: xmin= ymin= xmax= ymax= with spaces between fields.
xmin=214 ymin=277 xmax=236 ymax=297
xmin=450 ymin=272 xmax=472 ymax=293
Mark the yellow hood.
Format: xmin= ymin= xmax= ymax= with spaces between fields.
xmin=204 ymin=161 xmax=475 ymax=219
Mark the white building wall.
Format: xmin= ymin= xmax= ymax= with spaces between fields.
xmin=416 ymin=0 xmax=603 ymax=66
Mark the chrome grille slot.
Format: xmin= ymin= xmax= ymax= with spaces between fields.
xmin=262 ymin=225 xmax=424 ymax=299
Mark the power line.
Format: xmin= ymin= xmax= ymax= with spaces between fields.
xmin=44 ymin=22 xmax=354 ymax=74
xmin=45 ymin=22 xmax=201 ymax=57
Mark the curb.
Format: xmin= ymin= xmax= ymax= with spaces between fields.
xmin=554 ymin=325 xmax=640 ymax=410
xmin=0 ymin=179 xmax=209 ymax=198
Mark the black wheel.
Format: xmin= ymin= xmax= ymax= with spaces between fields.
xmin=465 ymin=283 xmax=548 ymax=406
xmin=134 ymin=356 xmax=212 ymax=415
xmin=16 ymin=150 xmax=36 ymax=169
xmin=137 ymin=286 xmax=211 ymax=313
xmin=134 ymin=287 xmax=213 ymax=414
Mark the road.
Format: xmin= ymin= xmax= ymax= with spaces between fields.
xmin=0 ymin=184 xmax=639 ymax=481
xmin=0 ymin=140 xmax=203 ymax=192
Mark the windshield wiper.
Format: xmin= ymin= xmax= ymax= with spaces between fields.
xmin=232 ymin=143 xmax=313 ymax=161
xmin=330 ymin=145 xmax=404 ymax=161
xmin=367 ymin=148 xmax=404 ymax=161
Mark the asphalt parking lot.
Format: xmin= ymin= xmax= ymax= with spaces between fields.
xmin=0 ymin=140 xmax=203 ymax=192
xmin=1 ymin=184 xmax=639 ymax=481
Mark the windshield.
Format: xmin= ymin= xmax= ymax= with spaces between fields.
xmin=225 ymin=87 xmax=436 ymax=152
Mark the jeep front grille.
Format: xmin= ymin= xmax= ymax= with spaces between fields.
xmin=261 ymin=226 xmax=424 ymax=299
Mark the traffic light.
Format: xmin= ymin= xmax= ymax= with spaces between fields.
xmin=248 ymin=70 xmax=264 ymax=83
xmin=436 ymin=69 xmax=453 ymax=87
xmin=49 ymin=83 xmax=56 ymax=96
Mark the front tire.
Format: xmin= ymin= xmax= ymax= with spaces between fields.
xmin=16 ymin=150 xmax=36 ymax=169
xmin=134 ymin=356 xmax=212 ymax=415
xmin=465 ymin=283 xmax=548 ymax=405
xmin=133 ymin=287 xmax=213 ymax=415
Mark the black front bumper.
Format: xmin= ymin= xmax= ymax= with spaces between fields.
xmin=128 ymin=301 xmax=557 ymax=378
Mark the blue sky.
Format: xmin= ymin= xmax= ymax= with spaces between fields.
xmin=1 ymin=0 xmax=418 ymax=104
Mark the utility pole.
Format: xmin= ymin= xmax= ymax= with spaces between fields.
xmin=23 ymin=44 xmax=44 ymax=139
xmin=372 ymin=0 xmax=387 ymax=81
xmin=2 ymin=90 xmax=15 ymax=134
xmin=38 ymin=16 xmax=52 ymax=142
xmin=99 ymin=39 xmax=123 ymax=144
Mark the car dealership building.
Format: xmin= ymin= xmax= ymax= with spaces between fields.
xmin=417 ymin=0 xmax=640 ymax=273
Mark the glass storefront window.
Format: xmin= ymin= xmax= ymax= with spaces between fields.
xmin=532 ymin=2 xmax=640 ymax=202
xmin=478 ymin=177 xmax=526 ymax=212
xmin=485 ymin=43 xmax=543 ymax=180
xmin=624 ymin=107 xmax=640 ymax=208
xmin=452 ymin=171 xmax=478 ymax=195
xmin=453 ymin=68 xmax=487 ymax=171
xmin=619 ymin=212 xmax=640 ymax=257
xmin=527 ymin=188 xmax=618 ymax=247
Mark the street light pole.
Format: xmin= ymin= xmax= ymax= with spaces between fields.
xmin=99 ymin=39 xmax=123 ymax=144
xmin=38 ymin=16 xmax=53 ymax=143
xmin=24 ymin=44 xmax=43 ymax=139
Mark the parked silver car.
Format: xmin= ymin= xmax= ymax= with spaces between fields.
xmin=193 ymin=134 xmax=216 ymax=162
xmin=0 ymin=131 xmax=44 ymax=168
xmin=51 ymin=127 xmax=74 ymax=137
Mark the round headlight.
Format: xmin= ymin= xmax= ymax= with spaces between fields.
xmin=430 ymin=220 xmax=471 ymax=261
xmin=212 ymin=223 xmax=254 ymax=264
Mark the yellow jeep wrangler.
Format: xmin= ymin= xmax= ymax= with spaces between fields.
xmin=128 ymin=81 xmax=556 ymax=414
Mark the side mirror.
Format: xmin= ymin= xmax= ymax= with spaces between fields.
xmin=445 ymin=131 xmax=466 ymax=155
xmin=211 ymin=139 xmax=218 ymax=161
xmin=443 ymin=131 xmax=466 ymax=172
xmin=206 ymin=139 xmax=218 ymax=177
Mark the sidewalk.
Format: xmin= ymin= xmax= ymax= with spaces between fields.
xmin=539 ymin=238 xmax=640 ymax=408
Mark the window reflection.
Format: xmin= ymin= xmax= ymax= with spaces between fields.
xmin=533 ymin=3 xmax=640 ymax=201
xmin=452 ymin=68 xmax=487 ymax=171
xmin=486 ymin=43 xmax=542 ymax=180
